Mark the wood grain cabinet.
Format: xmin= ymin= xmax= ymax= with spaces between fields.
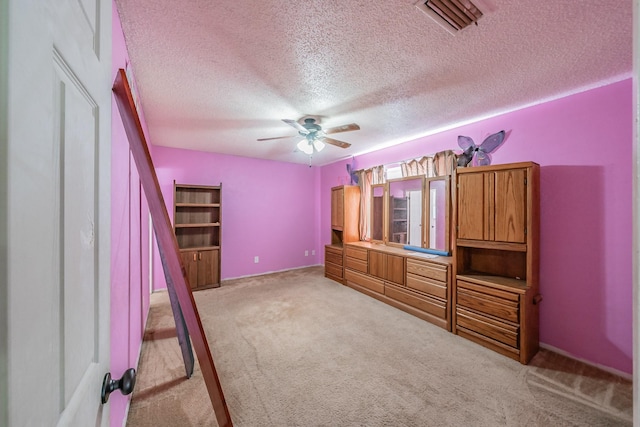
xmin=324 ymin=245 xmax=344 ymax=283
xmin=180 ymin=249 xmax=219 ymax=290
xmin=325 ymin=185 xmax=360 ymax=284
xmin=457 ymin=167 xmax=527 ymax=244
xmin=343 ymin=242 xmax=452 ymax=331
xmin=331 ymin=186 xmax=345 ymax=229
xmin=369 ymin=251 xmax=404 ymax=286
xmin=454 ymin=162 xmax=540 ymax=364
xmin=174 ymin=183 xmax=222 ymax=290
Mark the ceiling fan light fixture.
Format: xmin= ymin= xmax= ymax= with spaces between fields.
xmin=312 ymin=139 xmax=326 ymax=152
xmin=296 ymin=139 xmax=314 ymax=155
xmin=259 ymin=117 xmax=358 ymax=155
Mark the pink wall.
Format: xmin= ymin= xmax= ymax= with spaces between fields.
xmin=151 ymin=146 xmax=321 ymax=287
xmin=320 ymin=79 xmax=633 ymax=375
xmin=111 ymin=2 xmax=152 ymax=425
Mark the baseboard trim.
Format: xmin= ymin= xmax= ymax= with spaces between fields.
xmin=220 ymin=264 xmax=323 ymax=282
xmin=539 ymin=343 xmax=632 ymax=380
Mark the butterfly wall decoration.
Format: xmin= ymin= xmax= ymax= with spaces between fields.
xmin=456 ymin=130 xmax=506 ymax=167
xmin=346 ymin=158 xmax=358 ymax=185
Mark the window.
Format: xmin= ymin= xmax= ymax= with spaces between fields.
xmin=385 ymin=164 xmax=403 ymax=180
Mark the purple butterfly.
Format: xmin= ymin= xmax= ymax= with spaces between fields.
xmin=346 ymin=159 xmax=359 ymax=185
xmin=457 ymin=131 xmax=505 ymax=167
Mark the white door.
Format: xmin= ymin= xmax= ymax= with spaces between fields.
xmin=2 ymin=1 xmax=111 ymax=426
xmin=429 ymin=188 xmax=437 ymax=248
xmin=407 ymin=190 xmax=422 ymax=246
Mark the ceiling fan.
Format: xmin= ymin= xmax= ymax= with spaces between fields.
xmin=258 ymin=117 xmax=360 ymax=155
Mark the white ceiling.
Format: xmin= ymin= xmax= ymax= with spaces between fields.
xmin=115 ymin=0 xmax=632 ymax=166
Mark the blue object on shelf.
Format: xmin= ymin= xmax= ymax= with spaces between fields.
xmin=403 ymin=245 xmax=450 ymax=257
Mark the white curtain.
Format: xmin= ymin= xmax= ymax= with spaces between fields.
xmin=371 ymin=165 xmax=385 ymax=184
xmin=400 ymin=156 xmax=435 ymax=178
xmin=434 ymin=150 xmax=457 ymax=176
xmin=356 ymin=165 xmax=384 ymax=241
xmin=357 ymin=169 xmax=372 ymax=241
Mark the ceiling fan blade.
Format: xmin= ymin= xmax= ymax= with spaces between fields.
xmin=282 ymin=119 xmax=308 ymax=134
xmin=257 ymin=135 xmax=295 ymax=141
xmin=324 ymin=123 xmax=360 ymax=134
xmin=322 ymin=137 xmax=351 ymax=149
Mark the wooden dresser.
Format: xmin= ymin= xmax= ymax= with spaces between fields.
xmin=343 ymin=242 xmax=452 ymax=331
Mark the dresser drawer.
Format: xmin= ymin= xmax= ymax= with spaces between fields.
xmin=406 ymin=273 xmax=446 ymax=299
xmin=456 ymin=307 xmax=519 ymax=348
xmin=385 ymin=285 xmax=446 ymax=319
xmin=345 ymin=246 xmax=368 ymax=261
xmin=407 ymin=259 xmax=447 ymax=282
xmin=325 ymin=262 xmax=343 ymax=279
xmin=456 ymin=280 xmax=519 ymax=323
xmin=345 ymin=269 xmax=384 ymax=294
xmin=345 ymin=256 xmax=367 ymax=273
xmin=325 ymin=248 xmax=343 ymax=266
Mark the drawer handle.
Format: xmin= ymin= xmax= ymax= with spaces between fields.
xmin=533 ymin=294 xmax=543 ymax=305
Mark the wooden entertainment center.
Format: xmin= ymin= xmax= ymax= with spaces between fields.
xmin=325 ymin=161 xmax=541 ymax=364
xmin=344 ymin=242 xmax=452 ymax=331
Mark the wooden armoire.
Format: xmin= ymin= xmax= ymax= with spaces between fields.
xmin=324 ymin=185 xmax=360 ymax=284
xmin=453 ymin=162 xmax=540 ymax=364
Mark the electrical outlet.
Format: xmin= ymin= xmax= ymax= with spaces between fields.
xmin=311 ymin=250 xmax=315 ymax=255
xmin=254 ymin=256 xmax=259 ymax=263
xmin=305 ymin=250 xmax=309 ymax=256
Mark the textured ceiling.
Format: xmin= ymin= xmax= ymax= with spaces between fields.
xmin=115 ymin=0 xmax=632 ymax=166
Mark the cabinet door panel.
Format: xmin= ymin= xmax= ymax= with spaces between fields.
xmin=331 ymin=187 xmax=344 ymax=229
xmin=457 ymin=173 xmax=486 ymax=240
xmin=494 ymin=169 xmax=526 ymax=243
xmin=386 ymin=254 xmax=405 ymax=285
xmin=180 ymin=251 xmax=199 ymax=289
xmin=197 ymin=249 xmax=219 ymax=287
xmin=368 ymin=251 xmax=385 ymax=279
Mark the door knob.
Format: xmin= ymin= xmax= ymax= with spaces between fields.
xmin=101 ymin=368 xmax=136 ymax=404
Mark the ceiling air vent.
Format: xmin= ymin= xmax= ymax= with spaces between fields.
xmin=415 ymin=0 xmax=492 ymax=35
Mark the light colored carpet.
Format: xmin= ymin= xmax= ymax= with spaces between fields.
xmin=126 ymin=266 xmax=632 ymax=426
